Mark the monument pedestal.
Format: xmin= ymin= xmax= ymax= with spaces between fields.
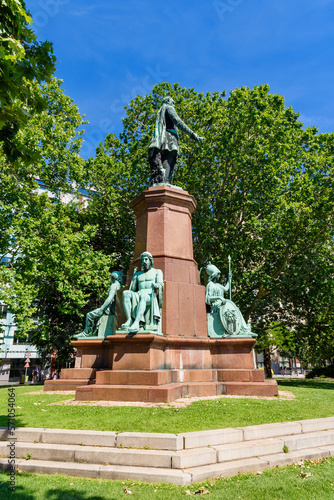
xmin=128 ymin=185 xmax=208 ymax=339
xmin=74 ymin=336 xmax=277 ymax=401
xmin=47 ymin=185 xmax=278 ymax=400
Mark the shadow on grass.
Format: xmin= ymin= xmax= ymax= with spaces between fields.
xmin=278 ymin=378 xmax=334 ymax=391
xmin=0 ymin=483 xmax=108 ymax=500
xmin=0 ymin=415 xmax=31 ymax=428
xmin=45 ymin=489 xmax=109 ymax=500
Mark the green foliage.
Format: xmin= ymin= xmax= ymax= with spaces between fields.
xmin=0 ymin=196 xmax=113 ymax=366
xmin=306 ymin=365 xmax=334 ymax=379
xmin=0 ymin=78 xmax=116 ymax=365
xmin=0 ymin=78 xmax=89 ymax=258
xmin=0 ymin=0 xmax=56 ymax=159
xmin=0 ymin=1 xmax=111 ymax=364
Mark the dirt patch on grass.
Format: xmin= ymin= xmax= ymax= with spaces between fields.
xmin=26 ymin=390 xmax=75 ymax=395
xmin=46 ymin=390 xmax=295 ymax=408
xmin=277 ymin=390 xmax=296 ymax=399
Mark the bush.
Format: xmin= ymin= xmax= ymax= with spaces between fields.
xmin=306 ymin=365 xmax=334 ymax=379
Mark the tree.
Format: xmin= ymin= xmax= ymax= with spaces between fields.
xmin=1 ymin=196 xmax=113 ymax=367
xmin=87 ymin=82 xmax=334 ymax=372
xmin=278 ymin=243 xmax=334 ymax=367
xmin=0 ymin=77 xmax=89 ymax=259
xmin=0 ymin=0 xmax=56 ymax=160
xmin=0 ymin=1 xmax=115 ymax=365
xmin=0 ymin=3 xmax=116 ymax=365
xmin=0 ymin=79 xmax=116 ymax=366
xmin=83 ymin=136 xmax=143 ymax=272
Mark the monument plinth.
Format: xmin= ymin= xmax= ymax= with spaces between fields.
xmin=129 ymin=185 xmax=207 ymax=338
xmin=49 ymin=185 xmax=278 ymax=401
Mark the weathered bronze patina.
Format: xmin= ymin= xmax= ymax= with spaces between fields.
xmin=149 ymin=96 xmax=203 ymax=185
xmin=119 ymin=251 xmax=164 ymax=334
xmin=74 ymin=271 xmax=122 ymax=339
xmin=205 ymin=261 xmax=257 ymax=338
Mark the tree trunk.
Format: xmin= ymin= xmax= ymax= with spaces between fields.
xmin=263 ymin=348 xmax=272 ymax=379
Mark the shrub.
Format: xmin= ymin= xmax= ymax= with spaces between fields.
xmin=306 ymin=365 xmax=334 ymax=379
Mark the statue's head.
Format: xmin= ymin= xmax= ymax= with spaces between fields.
xmin=140 ymin=251 xmax=153 ymax=271
xmin=111 ymin=270 xmax=123 ymax=283
xmin=205 ymin=262 xmax=221 ymax=282
xmin=162 ymin=96 xmax=175 ymax=107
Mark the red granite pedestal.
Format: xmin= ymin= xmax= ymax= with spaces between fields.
xmin=74 ymin=335 xmax=277 ymax=401
xmin=125 ymin=185 xmax=208 ymax=339
xmin=47 ymin=185 xmax=278 ymax=400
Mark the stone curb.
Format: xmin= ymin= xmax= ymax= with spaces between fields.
xmin=1 ymin=417 xmax=334 ymax=484
xmin=0 ymin=459 xmax=192 ymax=486
xmin=0 ymin=442 xmax=175 ymax=468
xmin=1 ymin=417 xmax=334 ymax=450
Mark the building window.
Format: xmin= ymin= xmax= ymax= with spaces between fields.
xmin=0 ymin=305 xmax=8 ymax=320
xmin=14 ymin=333 xmax=29 ymax=344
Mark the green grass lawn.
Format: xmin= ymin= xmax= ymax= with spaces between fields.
xmin=0 ymin=378 xmax=333 ymax=433
xmin=1 ymin=457 xmax=334 ymax=499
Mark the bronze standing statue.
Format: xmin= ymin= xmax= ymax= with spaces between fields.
xmin=149 ymin=96 xmax=204 ymax=185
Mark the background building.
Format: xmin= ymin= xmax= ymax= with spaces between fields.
xmin=0 ymin=300 xmax=40 ymax=383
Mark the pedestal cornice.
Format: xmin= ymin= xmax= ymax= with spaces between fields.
xmin=131 ymin=185 xmax=197 ymax=216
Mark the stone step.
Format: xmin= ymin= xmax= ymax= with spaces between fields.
xmin=1 ymin=419 xmax=334 ymax=484
xmin=0 ymin=428 xmax=117 ymax=447
xmin=239 ymin=418 xmax=334 ymax=441
xmin=0 ymin=442 xmax=175 ymax=468
xmin=114 ymin=432 xmax=184 ymax=450
xmin=75 ymin=380 xmax=280 ymax=400
xmin=180 ymin=428 xmax=244 ymax=449
xmin=96 ymin=370 xmax=173 ymax=386
xmin=213 ymin=437 xmax=285 ymax=462
xmin=95 ymin=369 xmax=217 ymax=385
xmin=61 ymin=368 xmax=96 ymax=380
xmin=0 ymin=459 xmax=192 ymax=485
xmin=1 ymin=444 xmax=334 ymax=485
xmin=262 ymin=444 xmax=334 ymax=466
xmin=223 ymin=380 xmax=278 ymax=397
xmin=2 ymin=418 xmax=334 ymax=449
xmin=75 ymin=382 xmax=185 ymax=402
xmin=283 ymin=430 xmax=334 ymax=451
xmin=75 ymin=381 xmax=238 ymax=402
xmin=210 ymin=430 xmax=334 ymax=462
xmin=2 ymin=431 xmax=334 ymax=469
xmin=44 ymin=379 xmax=94 ymax=391
xmin=0 ymin=428 xmax=183 ymax=450
xmin=187 ymin=445 xmax=334 ymax=482
xmin=172 ymin=369 xmax=217 ymax=383
xmin=241 ymin=421 xmax=303 ymax=441
xmin=217 ymin=369 xmax=265 ymax=382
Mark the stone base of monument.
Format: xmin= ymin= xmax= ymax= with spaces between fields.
xmin=44 ymin=368 xmax=97 ymax=391
xmin=44 ymin=372 xmax=95 ymax=391
xmin=71 ymin=335 xmax=278 ymax=402
xmin=44 ymin=340 xmax=111 ymax=391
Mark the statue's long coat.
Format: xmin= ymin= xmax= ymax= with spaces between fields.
xmin=149 ymin=103 xmax=198 ymax=155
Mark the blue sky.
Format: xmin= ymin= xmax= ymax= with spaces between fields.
xmin=25 ymin=0 xmax=334 ymax=158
